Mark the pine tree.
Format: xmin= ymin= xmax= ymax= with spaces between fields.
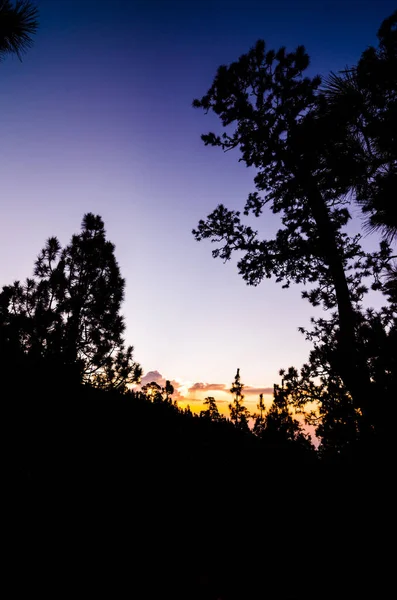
xmin=142 ymin=381 xmax=163 ymax=402
xmin=0 ymin=213 xmax=141 ymax=391
xmin=266 ymin=379 xmax=311 ymax=447
xmin=164 ymin=380 xmax=175 ymax=404
xmin=142 ymin=379 xmax=175 ymax=404
xmin=323 ymin=11 xmax=397 ymax=243
xmin=192 ymin=20 xmax=397 ymax=445
xmin=229 ymin=369 xmax=250 ymax=432
xmin=200 ymin=396 xmax=222 ymax=422
xmin=253 ymin=393 xmax=266 ymax=436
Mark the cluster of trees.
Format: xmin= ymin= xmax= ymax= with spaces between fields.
xmin=0 ymin=210 xmax=311 ymax=457
xmin=198 ymin=368 xmax=313 ymax=452
xmin=141 ymin=379 xmax=175 ymax=404
xmin=0 ymin=214 xmax=142 ymax=392
xmin=193 ymin=10 xmax=397 ymax=459
xmin=138 ymin=369 xmax=315 ymax=458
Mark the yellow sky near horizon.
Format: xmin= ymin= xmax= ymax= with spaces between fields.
xmin=135 ymin=371 xmax=318 ymax=444
xmin=175 ymin=389 xmax=274 ymax=416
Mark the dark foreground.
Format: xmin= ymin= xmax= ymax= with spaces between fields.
xmin=5 ymin=384 xmax=391 ymax=599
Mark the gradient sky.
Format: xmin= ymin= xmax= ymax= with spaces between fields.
xmin=1 ymin=0 xmax=395 ymax=410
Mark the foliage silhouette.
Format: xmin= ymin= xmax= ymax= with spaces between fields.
xmin=142 ymin=380 xmax=163 ymax=401
xmin=0 ymin=0 xmax=38 ymax=61
xmin=200 ymin=395 xmax=223 ymax=421
xmin=323 ymin=10 xmax=397 ymax=243
xmin=192 ymin=11 xmax=397 ymax=454
xmin=228 ymin=368 xmax=251 ymax=432
xmin=0 ymin=213 xmax=141 ymax=391
xmin=251 ymin=382 xmax=313 ymax=455
xmin=142 ymin=379 xmax=176 ymax=404
xmin=252 ymin=392 xmax=266 ymax=436
xmin=268 ymin=377 xmax=316 ymax=449
xmin=164 ymin=379 xmax=175 ymax=403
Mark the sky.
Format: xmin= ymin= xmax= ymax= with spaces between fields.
xmin=0 ymin=0 xmax=395 ymax=413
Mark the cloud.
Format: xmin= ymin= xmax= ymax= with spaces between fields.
xmin=188 ymin=382 xmax=227 ymax=393
xmin=140 ymin=370 xmax=164 ymax=386
xmin=243 ymin=386 xmax=274 ymax=396
xmin=137 ymin=372 xmax=273 ymax=406
xmin=186 ymin=382 xmax=273 ymax=396
xmin=138 ymin=370 xmax=184 ymax=398
xmin=181 ymin=397 xmax=203 ymax=403
xmin=169 ymin=380 xmax=183 ymax=398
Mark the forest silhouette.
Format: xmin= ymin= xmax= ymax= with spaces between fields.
xmin=2 ymin=4 xmax=396 ymax=599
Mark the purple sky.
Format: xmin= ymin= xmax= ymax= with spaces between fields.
xmin=0 ymin=0 xmax=394 ymax=406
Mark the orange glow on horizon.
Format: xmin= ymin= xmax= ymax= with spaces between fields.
xmin=176 ymin=390 xmax=274 ymax=416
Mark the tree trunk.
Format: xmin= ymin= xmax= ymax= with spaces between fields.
xmin=302 ymin=178 xmax=373 ymax=420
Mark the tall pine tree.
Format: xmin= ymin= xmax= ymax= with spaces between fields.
xmin=229 ymin=369 xmax=250 ymax=432
xmin=0 ymin=213 xmax=141 ymax=391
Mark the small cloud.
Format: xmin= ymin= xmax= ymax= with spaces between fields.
xmin=244 ymin=386 xmax=274 ymax=396
xmin=138 ymin=371 xmax=184 ymax=399
xmin=169 ymin=379 xmax=183 ymax=399
xmin=182 ymin=397 xmax=203 ymax=403
xmin=140 ymin=370 xmax=164 ymax=386
xmin=188 ymin=382 xmax=227 ymax=393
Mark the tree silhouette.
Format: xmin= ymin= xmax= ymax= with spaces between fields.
xmin=183 ymin=404 xmax=193 ymax=417
xmin=164 ymin=379 xmax=175 ymax=404
xmin=251 ymin=384 xmax=313 ymax=452
xmin=142 ymin=381 xmax=163 ymax=401
xmin=266 ymin=377 xmax=313 ymax=450
xmin=0 ymin=0 xmax=38 ymax=61
xmin=0 ymin=213 xmax=141 ymax=391
xmin=229 ymin=368 xmax=250 ymax=432
xmin=192 ymin=19 xmax=397 ymax=441
xmin=252 ymin=393 xmax=266 ymax=436
xmin=142 ymin=379 xmax=175 ymax=404
xmin=279 ymin=289 xmax=397 ymax=455
xmin=200 ymin=396 xmax=222 ymax=422
xmin=323 ymin=11 xmax=397 ymax=243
